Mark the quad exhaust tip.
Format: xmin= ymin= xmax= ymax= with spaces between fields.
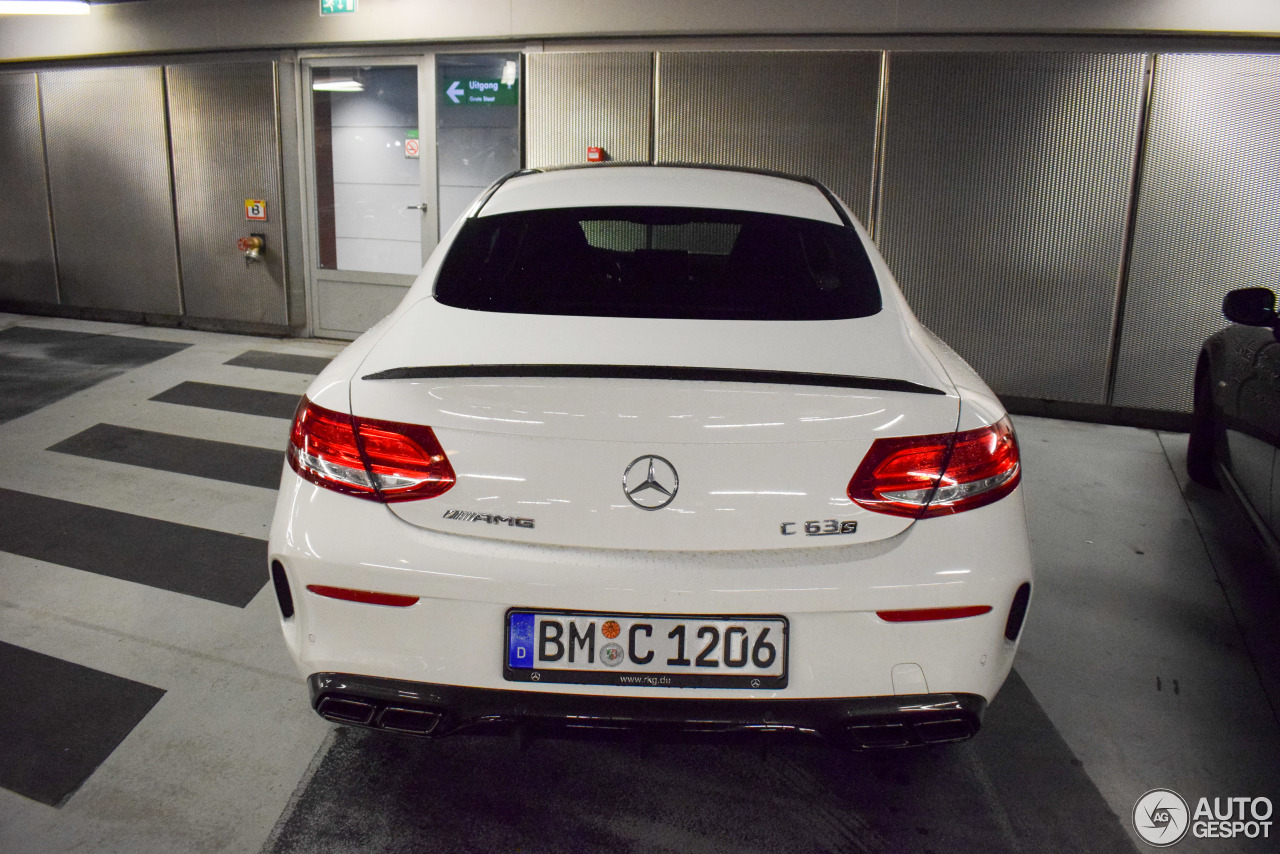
xmin=317 ymin=695 xmax=442 ymax=736
xmin=316 ymin=696 xmax=376 ymax=726
xmin=843 ymin=715 xmax=976 ymax=749
xmin=377 ymin=706 xmax=443 ymax=736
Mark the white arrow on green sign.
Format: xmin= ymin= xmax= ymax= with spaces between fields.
xmin=442 ymin=78 xmax=517 ymax=106
xmin=319 ymin=0 xmax=356 ymax=14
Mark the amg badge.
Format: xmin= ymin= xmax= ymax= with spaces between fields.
xmin=443 ymin=509 xmax=535 ymax=528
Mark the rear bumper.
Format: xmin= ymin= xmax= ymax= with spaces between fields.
xmin=309 ymin=672 xmax=987 ymax=749
xmin=271 ymin=467 xmax=1032 ymax=703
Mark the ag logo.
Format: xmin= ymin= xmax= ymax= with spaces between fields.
xmin=1133 ymin=789 xmax=1189 ymax=847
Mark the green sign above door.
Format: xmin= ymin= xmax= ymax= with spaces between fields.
xmin=441 ymin=78 xmax=518 ymax=106
xmin=319 ymin=0 xmax=356 ymax=15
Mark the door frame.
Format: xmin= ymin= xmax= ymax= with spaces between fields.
xmin=298 ymin=52 xmax=438 ymax=339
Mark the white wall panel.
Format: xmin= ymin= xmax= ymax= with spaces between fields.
xmin=331 ymin=86 xmax=416 ymax=129
xmin=437 ymin=126 xmax=519 ymax=189
xmin=330 ymin=127 xmax=420 ymax=186
xmin=333 ymin=183 xmax=422 ymax=242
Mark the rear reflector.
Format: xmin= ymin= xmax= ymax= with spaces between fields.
xmin=287 ymin=396 xmax=455 ymax=503
xmin=876 ymin=605 xmax=993 ymax=623
xmin=847 ymin=416 xmax=1020 ymax=518
xmin=306 ymin=584 xmax=420 ymax=607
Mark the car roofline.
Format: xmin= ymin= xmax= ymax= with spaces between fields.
xmin=471 ymin=163 xmax=853 ymax=228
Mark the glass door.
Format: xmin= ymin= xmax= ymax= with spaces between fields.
xmin=312 ymin=62 xmax=429 ymax=277
xmin=303 ymin=52 xmax=521 ymax=339
xmin=305 ymin=56 xmax=432 ymax=338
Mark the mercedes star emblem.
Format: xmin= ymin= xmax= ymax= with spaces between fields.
xmin=623 ymin=455 xmax=679 ymax=511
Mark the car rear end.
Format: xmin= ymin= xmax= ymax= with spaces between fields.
xmin=267 ymin=166 xmax=1033 ymax=748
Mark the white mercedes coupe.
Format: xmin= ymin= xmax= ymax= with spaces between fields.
xmin=267 ymin=165 xmax=1032 ymax=748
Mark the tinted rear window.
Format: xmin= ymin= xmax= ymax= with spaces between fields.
xmin=433 ymin=206 xmax=882 ymax=320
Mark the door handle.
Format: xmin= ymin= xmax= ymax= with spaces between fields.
xmin=406 ymin=203 xmax=429 ymax=211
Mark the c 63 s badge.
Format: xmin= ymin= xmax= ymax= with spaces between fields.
xmin=781 ymin=520 xmax=857 ymax=537
xmin=443 ymin=509 xmax=535 ymax=529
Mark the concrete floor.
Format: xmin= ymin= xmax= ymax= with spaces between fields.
xmin=0 ymin=313 xmax=1276 ymax=853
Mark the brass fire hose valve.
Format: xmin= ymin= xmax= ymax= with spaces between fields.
xmin=237 ymin=235 xmax=265 ymax=264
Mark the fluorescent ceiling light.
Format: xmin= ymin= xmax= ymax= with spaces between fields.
xmin=0 ymin=1 xmax=91 ymax=13
xmin=312 ymin=79 xmax=364 ymax=92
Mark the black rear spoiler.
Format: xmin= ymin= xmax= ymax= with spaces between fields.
xmin=362 ymin=364 xmax=946 ymax=396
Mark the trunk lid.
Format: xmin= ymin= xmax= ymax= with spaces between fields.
xmin=349 ymin=299 xmax=959 ymax=551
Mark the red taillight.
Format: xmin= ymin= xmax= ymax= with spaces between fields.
xmin=847 ymin=416 xmax=1020 ymax=518
xmin=287 ymin=397 xmax=455 ymax=503
xmin=287 ymin=398 xmax=373 ymax=498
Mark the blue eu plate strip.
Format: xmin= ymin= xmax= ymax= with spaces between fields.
xmin=508 ymin=612 xmax=534 ymax=669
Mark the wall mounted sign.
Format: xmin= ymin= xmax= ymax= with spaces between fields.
xmin=245 ymin=199 xmax=267 ymax=221
xmin=319 ymin=0 xmax=356 ymax=14
xmin=441 ymin=78 xmax=517 ymax=106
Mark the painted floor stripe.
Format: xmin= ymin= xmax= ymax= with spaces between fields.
xmin=150 ymin=381 xmax=301 ymax=420
xmin=0 ymin=327 xmax=188 ymax=424
xmin=0 ymin=327 xmax=96 ymax=348
xmin=0 ymin=487 xmax=266 ymax=607
xmin=224 ymin=350 xmax=331 ymax=376
xmin=49 ymin=423 xmax=284 ymax=490
xmin=0 ymin=641 xmax=165 ymax=808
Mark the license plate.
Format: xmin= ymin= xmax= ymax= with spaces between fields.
xmin=504 ymin=609 xmax=788 ymax=689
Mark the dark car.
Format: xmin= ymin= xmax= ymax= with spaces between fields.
xmin=1188 ymin=287 xmax=1280 ymax=552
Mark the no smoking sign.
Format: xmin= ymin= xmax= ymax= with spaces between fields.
xmin=404 ymin=138 xmax=420 ymax=159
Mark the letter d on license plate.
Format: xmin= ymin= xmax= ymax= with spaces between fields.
xmin=504 ymin=609 xmax=787 ymax=689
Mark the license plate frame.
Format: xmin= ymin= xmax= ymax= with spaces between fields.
xmin=504 ymin=608 xmax=788 ymax=689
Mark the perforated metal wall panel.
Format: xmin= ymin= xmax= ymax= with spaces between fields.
xmin=39 ymin=66 xmax=180 ymax=315
xmin=1112 ymin=54 xmax=1280 ymax=412
xmin=0 ymin=73 xmax=57 ymax=305
xmin=526 ymin=52 xmax=652 ymax=167
xmin=654 ymin=51 xmax=881 ymax=224
xmin=877 ymin=52 xmax=1146 ymax=404
xmin=167 ymin=62 xmax=287 ymax=326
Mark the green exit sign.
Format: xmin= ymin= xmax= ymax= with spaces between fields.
xmin=319 ymin=0 xmax=356 ymax=15
xmin=441 ymin=78 xmax=518 ymax=106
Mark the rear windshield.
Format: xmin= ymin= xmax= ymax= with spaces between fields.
xmin=433 ymin=206 xmax=882 ymax=321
